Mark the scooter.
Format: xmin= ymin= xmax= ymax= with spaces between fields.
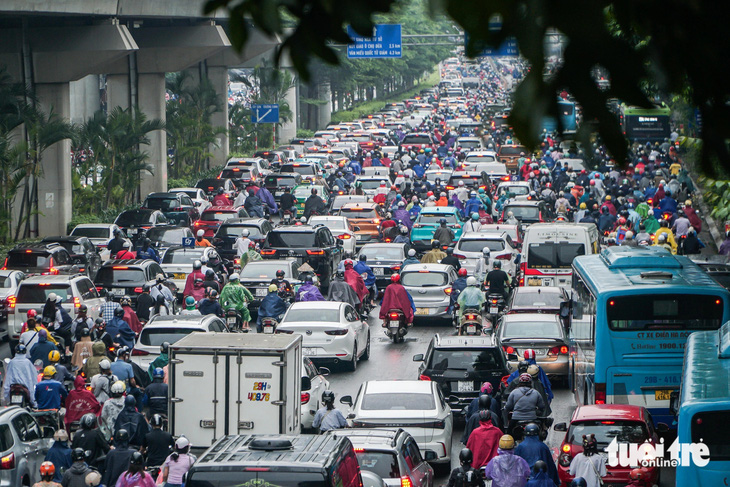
xmin=225 ymin=307 xmax=247 ymax=332
xmin=260 ymin=317 xmax=279 ymax=334
xmin=8 ymin=383 xmax=31 ymax=407
xmin=382 ymin=309 xmax=409 ymax=343
xmin=485 ymin=293 xmax=505 ymax=329
xmin=458 ymin=307 xmax=484 ymax=336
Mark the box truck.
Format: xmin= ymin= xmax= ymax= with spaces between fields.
xmin=169 ymin=333 xmax=302 ymax=447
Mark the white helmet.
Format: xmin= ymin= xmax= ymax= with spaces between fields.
xmin=466 ymin=277 xmax=478 ymax=287
xmin=241 ymin=229 xmax=250 ymax=237
xmin=47 ymin=293 xmax=58 ymax=302
xmin=197 ymin=229 xmax=205 ymax=237
xmin=175 ymin=437 xmax=191 ymax=449
xmin=110 ymin=380 xmax=126 ymax=394
xmin=408 ymin=249 xmax=416 ymax=257
xmin=482 ymin=247 xmax=491 ymax=256
xmin=99 ymin=359 xmax=111 ymax=371
xmin=229 ymin=273 xmax=240 ymax=281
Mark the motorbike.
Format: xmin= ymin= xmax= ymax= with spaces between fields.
xmin=510 ymin=415 xmax=553 ymax=441
xmin=260 ymin=316 xmax=279 ymax=334
xmin=458 ymin=307 xmax=484 ymax=336
xmin=485 ymin=293 xmax=505 ymax=329
xmin=281 ymin=210 xmax=295 ymax=226
xmin=8 ymin=383 xmax=31 ymax=407
xmin=225 ymin=307 xmax=247 ymax=332
xmin=382 ymin=309 xmax=408 ymax=343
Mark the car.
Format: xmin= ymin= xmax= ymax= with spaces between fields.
xmin=260 ymin=225 xmax=343 ymax=289
xmin=0 ymin=407 xmax=54 ymax=487
xmin=340 ymin=380 xmax=453 ymax=467
xmin=445 ymin=172 xmax=489 ymax=192
xmin=497 ymin=145 xmax=528 ymax=171
xmin=465 ymin=163 xmax=510 ymax=185
xmin=160 ymin=246 xmax=223 ymax=298
xmin=500 ymin=201 xmax=546 ymax=225
xmin=114 ymin=208 xmax=169 ymax=236
xmin=413 ymin=334 xmax=514 ymax=415
xmin=338 ymin=203 xmax=387 ymax=247
xmin=94 ymin=259 xmax=174 ymax=309
xmin=357 ymin=177 xmax=391 ymax=197
xmin=495 ymin=181 xmax=531 ymax=198
xmin=496 ymin=313 xmax=570 ymax=379
xmin=194 ymin=177 xmax=236 ymax=197
xmin=479 ymin=224 xmax=523 ymax=249
xmin=254 ymin=150 xmax=287 ymax=167
xmin=69 ymin=223 xmax=127 ymax=253
xmin=194 ymin=206 xmax=250 ymax=238
xmin=263 ymin=173 xmax=303 ymax=203
xmin=360 ymin=167 xmax=391 ymax=178
xmin=401 ymin=264 xmax=456 ymax=321
xmin=301 ymin=357 xmax=330 ymax=430
xmin=453 ymin=231 xmax=519 ymax=277
xmin=463 ymin=150 xmax=498 ymax=164
xmin=145 ymin=226 xmax=195 ymax=254
xmin=141 ymin=192 xmax=200 ymax=226
xmin=325 ymin=428 xmax=434 ymax=487
xmin=40 ymin=236 xmax=103 ymax=279
xmin=292 ymin=184 xmax=329 ymax=216
xmin=168 ymin=187 xmax=212 ymax=212
xmin=0 ymin=270 xmax=25 ymax=327
xmin=277 ymin=301 xmax=370 ymax=371
xmin=506 ymin=286 xmax=569 ymax=314
xmin=218 ymin=166 xmax=261 ymax=189
xmin=289 ymin=138 xmax=317 ymax=154
xmin=2 ymin=243 xmax=79 ymax=276
xmin=238 ymin=259 xmax=301 ymax=311
xmin=308 ymin=216 xmax=358 ymax=255
xmin=212 ymin=218 xmax=273 ymax=261
xmin=455 ymin=137 xmax=484 ymax=151
xmin=424 ymin=169 xmax=453 ymax=186
xmin=8 ymin=274 xmax=105 ymax=349
xmin=410 ymin=207 xmax=463 ymax=252
xmin=399 ymin=133 xmax=435 ymax=152
xmin=130 ymin=314 xmax=229 ymax=368
xmin=341 ymin=131 xmax=378 ymax=151
xmin=692 ymin=257 xmax=730 ymax=289
xmin=280 ymin=163 xmax=321 ymax=182
xmin=224 ymin=156 xmax=272 ymax=175
xmin=553 ymin=405 xmax=662 ymax=487
xmin=330 ymin=195 xmax=369 ymax=214
xmin=356 ymin=243 xmax=407 ymax=291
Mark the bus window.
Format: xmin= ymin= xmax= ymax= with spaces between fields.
xmin=528 ymin=242 xmax=585 ymax=269
xmin=606 ymin=294 xmax=724 ymax=331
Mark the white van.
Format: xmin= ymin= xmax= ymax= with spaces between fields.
xmin=519 ymin=222 xmax=599 ymax=288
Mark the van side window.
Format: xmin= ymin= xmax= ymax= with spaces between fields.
xmin=405 ymin=439 xmax=424 ymax=467
xmin=331 ymin=448 xmax=360 ymax=487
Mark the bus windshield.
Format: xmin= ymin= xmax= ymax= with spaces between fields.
xmin=607 ymin=294 xmax=724 ymax=331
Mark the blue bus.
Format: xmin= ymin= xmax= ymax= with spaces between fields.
xmin=566 ymin=246 xmax=730 ymax=426
xmin=543 ymin=99 xmax=577 ymax=134
xmin=673 ymin=322 xmax=730 ymax=484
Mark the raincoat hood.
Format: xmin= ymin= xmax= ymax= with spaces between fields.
xmin=92 ymin=341 xmax=106 ymax=356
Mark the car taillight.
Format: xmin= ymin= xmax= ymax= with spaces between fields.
xmin=496 ymin=254 xmax=511 ymax=260
xmin=443 ymin=287 xmax=452 ymax=295
xmin=595 ymin=383 xmax=606 ymax=404
xmin=301 ymin=392 xmax=310 ymax=404
xmin=373 ymin=219 xmax=380 ymax=225
xmin=74 ymin=296 xmax=81 ymax=308
xmin=337 ymin=234 xmax=352 ymax=239
xmin=519 ymin=262 xmax=526 ymax=286
xmin=306 ymin=250 xmax=325 ymax=255
xmin=0 ymin=452 xmax=14 ymax=470
xmin=384 ymin=238 xmax=392 ymax=243
xmin=131 ymin=348 xmax=149 ymax=356
xmin=324 ymin=329 xmax=348 ymax=336
xmin=6 ymin=295 xmax=16 ymax=313
xmin=413 ymin=223 xmax=422 ymax=228
xmin=134 ymin=287 xmax=143 ymax=293
xmin=503 ymin=345 xmax=515 ymax=354
xmin=455 ymin=253 xmax=466 ymax=259
xmin=390 ymin=265 xmax=401 ymax=272
xmin=261 ymin=249 xmax=276 ymax=255
xmin=419 ymin=374 xmax=431 ymax=381
xmin=275 ymin=329 xmax=294 ymax=334
xmin=446 ymin=185 xmax=455 ymax=190
xmin=558 ymin=444 xmax=572 ymax=467
xmin=194 ymin=222 xmax=201 ymax=226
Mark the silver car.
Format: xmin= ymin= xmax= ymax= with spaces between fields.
xmin=453 ymin=231 xmax=519 ymax=278
xmin=0 ymin=406 xmax=53 ymax=487
xmin=497 ymin=313 xmax=570 ymax=378
xmin=0 ymin=270 xmax=25 ymax=327
xmin=401 ymin=264 xmax=457 ymax=320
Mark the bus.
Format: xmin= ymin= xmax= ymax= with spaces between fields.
xmin=619 ymin=104 xmax=671 ymax=142
xmin=566 ymin=246 xmax=730 ymax=426
xmin=672 ymin=321 xmax=730 ymax=484
xmin=542 ymin=99 xmax=578 ymax=133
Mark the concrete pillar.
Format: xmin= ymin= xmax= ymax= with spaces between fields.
xmin=138 ymin=73 xmax=167 ymax=197
xmin=279 ymin=70 xmax=297 ymax=144
xmin=317 ymin=80 xmax=332 ymax=129
xmin=36 ymin=83 xmax=72 ymax=237
xmin=106 ymin=73 xmax=130 ymax=110
xmin=208 ymin=66 xmax=229 ymax=164
xmin=69 ymin=75 xmax=101 ymax=123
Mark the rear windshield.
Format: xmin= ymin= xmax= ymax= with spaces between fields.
xmin=281 ymin=165 xmax=316 ymax=176
xmin=240 ymin=263 xmax=291 ymax=280
xmin=501 ymin=319 xmax=562 ymax=339
xmin=187 ymin=471 xmax=327 ymax=487
xmin=47 ymin=242 xmax=85 ymax=255
xmin=512 ymin=291 xmax=563 ymax=309
xmin=458 ymin=140 xmax=481 ymax=149
xmin=309 ymin=219 xmax=346 ymax=230
xmin=339 ymin=208 xmax=377 ymax=219
xmin=458 ymin=239 xmax=505 ymax=253
xmin=162 ymin=249 xmax=205 ymax=264
xmin=219 ymin=226 xmax=264 ymax=240
xmin=95 ymin=268 xmax=146 ymax=285
xmin=428 ymin=348 xmax=503 ymax=371
xmin=148 ymin=228 xmax=190 ymax=245
xmin=401 ymin=272 xmax=448 ymax=287
xmin=359 ymin=181 xmax=386 ymax=191
xmin=140 ymin=328 xmax=197 ymax=347
xmin=343 ymin=135 xmax=371 ymax=142
xmin=692 ymin=410 xmax=730 ymax=461
xmin=17 ymin=284 xmax=72 ymax=304
xmin=527 ymin=242 xmax=584 ymax=269
xmin=196 ymin=179 xmax=226 ymax=191
xmin=219 ymin=169 xmax=250 ymax=179
xmin=331 ymin=197 xmax=367 ymax=209
xmin=267 ymin=232 xmax=316 ymax=248
xmin=401 ymin=135 xmax=431 ymax=145
xmin=6 ymin=252 xmax=51 ymax=269
xmin=448 ymin=177 xmax=480 ymax=187
xmin=356 ymin=451 xmax=400 ymax=479
xmin=465 ymin=155 xmax=496 ymax=163
xmin=358 ymin=247 xmax=404 ymax=261
xmin=284 ymin=308 xmax=340 ymax=323
xmin=500 ymin=185 xmax=530 ymax=196
xmin=607 ymin=294 xmax=724 ymax=332
xmin=499 ymin=146 xmax=525 ymax=156
xmin=143 ymin=198 xmax=178 ymax=211
xmin=115 ymin=212 xmax=153 ymax=226
xmin=201 ymin=211 xmax=237 ymax=222
xmin=504 ymin=205 xmax=540 ymax=221
xmin=361 ymin=393 xmax=435 ymax=410
xmin=70 ymin=227 xmax=109 ymax=239
xmin=265 ymin=176 xmax=298 ymax=188
xmin=567 ymin=420 xmax=648 ymax=447
xmin=426 ymin=172 xmax=451 ymax=182
xmin=417 ymin=214 xmax=457 ymax=225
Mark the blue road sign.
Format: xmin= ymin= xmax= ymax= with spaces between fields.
xmin=182 ymin=237 xmax=195 ymax=248
xmin=251 ymin=104 xmax=280 ymax=124
xmin=347 ymin=24 xmax=402 ymax=59
xmin=464 ymin=27 xmax=518 ymax=57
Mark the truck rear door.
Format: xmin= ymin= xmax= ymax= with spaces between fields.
xmin=229 ymin=354 xmax=286 ymax=434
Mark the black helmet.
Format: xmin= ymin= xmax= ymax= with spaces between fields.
xmin=518 ymin=360 xmax=529 ymax=373
xmin=431 ymin=240 xmax=440 ymax=249
xmin=205 ymin=269 xmax=215 ymax=279
xmin=582 ymin=434 xmax=598 ymax=455
xmin=94 ymin=318 xmax=105 ymax=327
xmin=322 ymin=390 xmax=335 ymax=404
xmin=533 ymin=460 xmax=547 ymax=473
xmin=478 ymin=394 xmax=492 ymax=410
xmin=115 ymin=429 xmax=129 ymax=444
xmin=458 ymin=448 xmax=473 ymax=466
xmin=276 ymin=269 xmax=285 ymax=278
xmin=71 ymin=448 xmax=86 ymax=462
xmin=336 ymin=270 xmax=345 ymax=279
xmin=129 ymin=451 xmax=145 ymax=466
xmin=570 ymin=479 xmax=587 ymax=487
xmin=124 ymin=395 xmax=136 ymax=408
xmin=359 ymin=254 xmax=367 ymax=262
xmin=113 ymin=307 xmax=124 ymax=318
xmin=150 ymin=414 xmax=164 ymax=427
xmin=160 ymin=342 xmax=170 ymax=354
xmin=80 ymin=413 xmax=97 ymax=430
xmin=78 ymin=304 xmax=88 ymax=314
xmin=525 ymin=423 xmax=540 ymax=436
xmin=15 ymin=344 xmax=26 ymax=355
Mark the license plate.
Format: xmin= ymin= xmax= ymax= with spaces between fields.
xmin=356 ymin=235 xmax=364 ymax=241
xmin=467 ymin=325 xmax=476 ymax=334
xmin=489 ymin=306 xmax=498 ymax=314
xmin=110 ymin=288 xmax=125 ymax=296
xmin=373 ymin=267 xmax=384 ymax=275
xmin=263 ymin=326 xmax=274 ymax=334
xmin=173 ymin=273 xmax=186 ymax=280
xmin=303 ymin=348 xmax=317 ymax=356
xmin=416 ymin=308 xmax=430 ymax=315
xmin=10 ymin=395 xmax=22 ymax=404
xmin=256 ymin=288 xmax=267 ymax=297
xmin=227 ymin=317 xmax=236 ymax=325
xmin=655 ymin=390 xmax=672 ymax=401
xmin=457 ymin=381 xmax=473 ymax=392
xmin=528 ymin=278 xmax=542 ymax=286
xmin=389 ymin=320 xmax=400 ymax=326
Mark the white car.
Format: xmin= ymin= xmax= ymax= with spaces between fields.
xmin=453 ymin=231 xmax=520 ymax=278
xmin=308 ymin=216 xmax=358 ymax=255
xmin=160 ymin=246 xmax=223 ymax=298
xmin=340 ymin=380 xmax=453 ymax=467
xmin=169 ymin=187 xmax=212 ymax=213
xmin=69 ymin=223 xmax=131 ymax=261
xmin=277 ymin=301 xmax=370 ymax=371
xmin=301 ymin=357 xmax=330 ymax=430
xmin=0 ymin=270 xmax=25 ymax=333
xmin=495 ymin=181 xmax=531 ymax=198
xmin=358 ymin=177 xmax=391 ymax=197
xmin=463 ymin=150 xmax=498 ymax=165
xmin=131 ymin=314 xmax=229 ymax=368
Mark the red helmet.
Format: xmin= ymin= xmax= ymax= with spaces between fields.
xmin=458 ymin=268 xmax=468 ymax=277
xmin=40 ymin=462 xmax=55 ymax=476
xmin=524 ymin=349 xmax=536 ymax=360
xmin=618 ymin=217 xmax=627 ymax=225
xmin=590 ymin=179 xmax=596 ymax=186
xmin=629 ymin=469 xmax=644 ymax=480
xmin=27 ymin=309 xmax=38 ymax=319
xmin=390 ymin=273 xmax=401 ymax=283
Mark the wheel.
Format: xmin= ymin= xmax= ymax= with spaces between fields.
xmin=346 ymin=344 xmax=358 ymax=371
xmin=362 ymin=332 xmax=370 ymax=360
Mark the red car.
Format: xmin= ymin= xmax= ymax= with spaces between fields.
xmin=554 ymin=404 xmax=664 ymax=486
xmin=193 ymin=206 xmax=249 ymax=237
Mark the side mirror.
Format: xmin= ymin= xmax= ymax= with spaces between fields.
xmin=353 ymin=226 xmax=361 ymax=232
xmin=301 ymin=376 xmax=312 ymax=391
xmin=340 ymin=395 xmax=353 ymax=406
xmin=318 ymin=367 xmax=330 ymax=377
xmin=447 ymin=394 xmax=461 ymax=406
xmin=554 ymin=422 xmax=568 ymax=432
xmin=413 ymin=354 xmax=424 ymax=362
xmin=669 ymin=390 xmax=680 ymax=416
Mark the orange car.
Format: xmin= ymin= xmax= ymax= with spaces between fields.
xmin=498 ymin=144 xmax=527 ymax=171
xmin=337 ymin=202 xmax=387 ymax=247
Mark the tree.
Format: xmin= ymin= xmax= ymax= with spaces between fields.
xmin=207 ymin=0 xmax=730 ymax=175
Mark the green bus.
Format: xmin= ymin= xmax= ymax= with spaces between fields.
xmin=620 ymin=104 xmax=671 ymax=142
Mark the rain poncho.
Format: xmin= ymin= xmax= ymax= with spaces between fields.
xmin=183 ymin=269 xmax=207 ymax=302
xmin=101 ymin=396 xmax=125 ymax=440
xmin=484 ymin=449 xmax=531 ymax=487
xmin=457 ymin=286 xmax=486 ymax=320
xmin=327 ymin=277 xmax=360 ymax=308
xmin=379 ymin=283 xmax=415 ymax=323
xmin=393 ymin=209 xmax=412 ymax=229
xmin=421 ymin=248 xmax=446 ymax=263
xmin=344 ymin=267 xmax=369 ymax=303
xmin=257 ymin=292 xmax=288 ymax=325
xmin=65 ymin=375 xmax=101 ymax=431
xmin=465 ymin=419 xmax=502 ymax=468
xmin=220 ymin=282 xmax=254 ymax=321
xmin=525 ymin=470 xmax=556 ymax=487
xmin=106 ymin=317 xmax=136 ymax=350
xmin=3 ymin=354 xmax=38 ymax=407
xmin=114 ymin=396 xmax=151 ymax=447
xmin=507 ymin=357 xmax=553 ymax=401
xmin=515 ymin=436 xmax=559 ymax=485
xmin=296 ymin=283 xmax=325 ymax=302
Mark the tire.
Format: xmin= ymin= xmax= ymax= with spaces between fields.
xmin=346 ymin=344 xmax=358 ymax=371
xmin=362 ymin=332 xmax=370 ymax=360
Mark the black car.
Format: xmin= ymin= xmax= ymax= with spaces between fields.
xmin=94 ymin=259 xmax=176 ymax=310
xmin=260 ymin=225 xmax=343 ymax=289
xmin=146 ymin=226 xmax=195 ymax=253
xmin=263 ymin=173 xmax=302 ymax=203
xmin=413 ymin=334 xmax=516 ymax=415
xmin=212 ymin=218 xmax=273 ymax=261
xmin=141 ymin=192 xmax=200 ymax=226
xmin=113 ymin=209 xmax=169 ymax=236
xmin=3 ymin=243 xmax=79 ymax=276
xmin=355 ymin=243 xmax=407 ymax=292
xmin=40 ymin=236 xmax=102 ymax=279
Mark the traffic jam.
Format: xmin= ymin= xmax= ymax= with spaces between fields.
xmin=0 ymin=54 xmax=724 ymax=487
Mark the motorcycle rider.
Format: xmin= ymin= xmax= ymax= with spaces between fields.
xmin=257 ymin=284 xmax=288 ymax=332
xmin=62 ymin=448 xmax=95 ymax=487
xmin=195 ymin=229 xmax=212 ymax=247
xmin=343 ymin=260 xmax=369 ymax=311
xmin=71 ymin=414 xmax=109 ymax=468
xmin=279 ymin=187 xmax=297 ymax=219
xmin=141 ymin=414 xmax=174 ymax=468
xmin=4 ymin=344 xmax=37 ymax=406
xmin=64 ymin=376 xmax=101 ymax=432
xmin=119 ymin=296 xmax=142 ymax=334
xmin=312 ymin=390 xmax=347 ymax=433
xmin=447 ymin=448 xmax=485 ymax=487
xmin=135 ymin=285 xmax=154 ymax=324
xmin=569 ymin=434 xmax=606 ymax=487
xmin=113 ymin=395 xmax=150 ymax=448
xmin=136 ymin=238 xmax=160 ymax=263
xmin=457 ymin=277 xmax=486 ymax=323
xmin=511 ymin=349 xmax=554 ymax=402
xmin=328 ymin=270 xmax=361 ymax=309
xmin=402 ymin=248 xmax=420 ymax=267
xmin=433 ymin=218 xmax=455 ymax=246
xmin=181 ymin=296 xmax=201 ymax=316
xmin=485 ymin=259 xmax=510 ymax=301
xmin=393 ymin=225 xmax=411 ymax=245
xmin=183 ymin=260 xmax=206 ymax=303
xmin=380 ymin=273 xmax=415 ymax=323
xmin=220 ymin=273 xmax=254 ymax=331
xmin=354 ymin=255 xmax=377 ymax=306
xmin=48 ymin=350 xmax=73 ymax=385
xmin=441 ymin=247 xmax=462 ymax=271
xmin=421 ymin=240 xmax=446 ymax=263
xmin=271 ymin=269 xmax=294 ymax=301
xmin=462 ymin=394 xmax=502 ymax=444
xmin=450 ymin=268 xmax=469 ymax=315
xmin=244 ymin=188 xmax=265 ymax=217
xmin=475 ymin=248 xmax=491 ymax=283
xmin=464 ymin=213 xmax=482 ymax=233
xmin=101 ymin=429 xmax=135 ymax=487
xmin=35 ymin=365 xmax=66 ymax=409
xmin=504 ymin=374 xmax=546 ymax=437
xmin=30 ymin=329 xmax=59 ymax=367
xmin=106 ymin=307 xmax=136 ymax=351
xmin=515 ymin=423 xmax=559 ymax=486
xmin=295 ymin=274 xmax=325 ymax=302
xmin=90 ymin=359 xmax=117 ymax=405
xmin=304 ymin=188 xmax=326 ymax=218
xmin=143 ymin=368 xmax=168 ymax=418
xmin=484 ymin=435 xmax=531 ymax=487
xmin=234 ymin=229 xmax=253 ymax=258
xmin=198 ymin=289 xmax=224 ymax=317
xmin=466 ymin=410 xmax=502 ymax=469
xmin=525 ymin=461 xmax=554 ymax=487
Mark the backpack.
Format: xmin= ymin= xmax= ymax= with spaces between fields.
xmin=57 ymin=305 xmax=73 ymax=329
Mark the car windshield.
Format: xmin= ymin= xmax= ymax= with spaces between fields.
xmin=265 ymin=176 xmax=299 ymax=188
xmin=568 ymin=420 xmax=648 ymax=447
xmin=465 ymin=155 xmax=496 ymax=162
xmin=359 ymin=247 xmax=404 ymax=261
xmin=401 ymin=271 xmax=448 ymax=287
xmin=426 ymin=172 xmax=451 ymax=182
xmin=201 ymin=211 xmax=237 ymax=222
xmin=267 ymin=232 xmax=316 ymax=248
xmin=219 ymin=225 xmax=264 ymax=239
xmin=361 ymin=393 xmax=435 ymax=410
xmin=148 ymin=228 xmax=190 ymax=245
xmin=284 ymin=307 xmax=340 ymax=322
xmin=196 ymin=179 xmax=226 ymax=191
xmin=339 ymin=208 xmax=377 ymax=219
xmin=527 ymin=242 xmax=585 ymax=269
xmin=332 ymin=197 xmax=367 ymax=209
xmin=401 ymin=135 xmax=431 ymax=144
xmin=429 ymin=348 xmax=502 ymax=371
xmin=95 ymin=267 xmax=146 ymax=285
xmin=356 ymin=452 xmax=401 ymax=479
xmin=162 ymin=249 xmax=205 ymax=264
xmin=47 ymin=242 xmax=85 ymax=255
xmin=360 ymin=180 xmax=387 ymax=191
xmin=6 ymin=252 xmax=51 ymax=268
xmin=417 ymin=214 xmax=457 ymax=225
xmin=140 ymin=328 xmax=198 ymax=347
xmin=499 ymin=146 xmax=525 ymax=156
xmin=144 ymin=198 xmax=178 ymax=211
xmin=187 ymin=471 xmax=327 ymax=487
xmin=70 ymin=227 xmax=109 ymax=239
xmin=458 ymin=239 xmax=505 ymax=253
xmin=294 ymin=186 xmax=323 ymax=198
xmin=115 ymin=211 xmax=153 ymax=226
xmin=512 ymin=291 xmax=563 ymax=309
xmin=240 ymin=263 xmax=290 ymax=279
xmin=173 ymin=190 xmax=198 ymax=200
xmin=504 ymin=205 xmax=540 ymax=221
xmin=501 ymin=319 xmax=562 ymax=339
xmin=17 ymin=284 xmax=72 ymax=304
xmin=219 ymin=169 xmax=250 ymax=179
xmin=448 ymin=177 xmax=479 ymax=187
xmin=458 ymin=140 xmax=481 ymax=149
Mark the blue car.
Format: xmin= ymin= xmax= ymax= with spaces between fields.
xmin=410 ymin=207 xmax=463 ymax=251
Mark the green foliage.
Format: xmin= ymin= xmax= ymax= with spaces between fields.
xmin=700 ymin=177 xmax=730 ymax=221
xmin=296 ymin=129 xmax=315 ymax=138
xmin=167 ymin=165 xmax=226 ymax=191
